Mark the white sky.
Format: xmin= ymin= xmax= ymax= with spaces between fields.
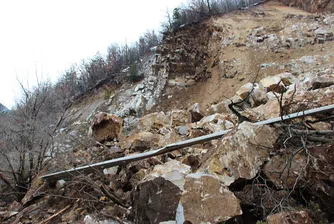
xmin=0 ymin=0 xmax=184 ymax=109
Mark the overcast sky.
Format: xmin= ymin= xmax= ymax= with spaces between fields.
xmin=0 ymin=0 xmax=184 ymax=109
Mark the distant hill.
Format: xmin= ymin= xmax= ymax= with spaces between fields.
xmin=0 ymin=103 xmax=9 ymax=112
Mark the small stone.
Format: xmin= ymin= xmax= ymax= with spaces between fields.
xmin=103 ymin=166 xmax=118 ymax=176
xmin=188 ymin=103 xmax=205 ymax=122
xmin=138 ymin=112 xmax=171 ymax=133
xmin=56 ymin=179 xmax=66 ymax=190
xmin=185 ymin=79 xmax=196 ymax=86
xmin=299 ymin=55 xmax=315 ymax=64
xmin=176 ymin=126 xmax=189 ymax=136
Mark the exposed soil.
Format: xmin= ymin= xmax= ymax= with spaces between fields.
xmin=152 ymin=1 xmax=334 ymax=113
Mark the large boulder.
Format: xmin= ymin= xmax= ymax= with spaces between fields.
xmin=133 ymin=161 xmax=243 ymax=224
xmin=133 ymin=176 xmax=182 ymax=224
xmin=91 ymin=112 xmax=123 ymax=143
xmin=177 ymin=174 xmax=242 ymax=223
xmin=142 ymin=160 xmax=191 ymax=190
xmin=206 ymin=122 xmax=279 ymax=186
xmin=133 ymin=161 xmax=191 ymax=224
xmin=248 ymin=99 xmax=281 ymax=120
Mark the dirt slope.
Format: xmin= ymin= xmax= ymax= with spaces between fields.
xmin=154 ymin=1 xmax=334 ymax=113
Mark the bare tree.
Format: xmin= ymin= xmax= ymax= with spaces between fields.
xmin=0 ymin=78 xmax=68 ymax=198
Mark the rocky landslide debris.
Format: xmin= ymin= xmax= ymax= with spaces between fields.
xmin=3 ymin=3 xmax=334 ymax=224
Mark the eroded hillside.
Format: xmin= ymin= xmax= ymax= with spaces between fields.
xmin=1 ymin=1 xmax=334 ymax=224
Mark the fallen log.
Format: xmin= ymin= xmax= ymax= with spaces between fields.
xmin=41 ymin=104 xmax=334 ymax=182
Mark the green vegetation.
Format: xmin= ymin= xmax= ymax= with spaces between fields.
xmin=129 ymin=63 xmax=144 ymax=82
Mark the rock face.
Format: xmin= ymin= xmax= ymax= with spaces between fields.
xmin=278 ymin=0 xmax=333 ymax=12
xmin=91 ymin=112 xmax=123 ymax=143
xmin=178 ymin=174 xmax=242 ymax=224
xmin=206 ymin=122 xmax=279 ymax=186
xmin=267 ymin=211 xmax=311 ymax=224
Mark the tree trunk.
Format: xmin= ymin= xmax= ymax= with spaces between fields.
xmin=207 ymin=0 xmax=212 ymax=14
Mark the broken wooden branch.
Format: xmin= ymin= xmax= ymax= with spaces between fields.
xmin=99 ymin=184 xmax=130 ymax=208
xmin=41 ymin=104 xmax=334 ymax=182
xmin=38 ymin=204 xmax=71 ymax=224
xmin=290 ymin=129 xmax=334 ymax=136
